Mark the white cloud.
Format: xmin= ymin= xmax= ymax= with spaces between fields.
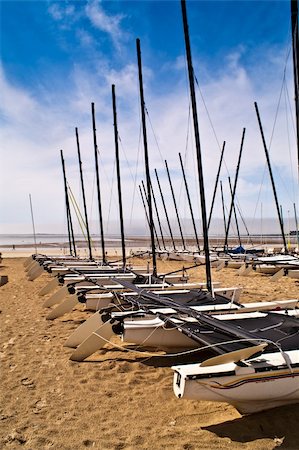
xmin=85 ymin=0 xmax=127 ymax=48
xmin=48 ymin=3 xmax=75 ymax=21
xmin=0 ymin=40 xmax=298 ymax=236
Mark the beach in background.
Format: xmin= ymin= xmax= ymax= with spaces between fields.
xmin=1 ymin=233 xmax=297 ymax=259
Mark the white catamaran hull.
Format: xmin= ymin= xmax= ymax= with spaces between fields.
xmin=122 ymin=307 xmax=299 ymax=350
xmin=172 ymin=350 xmax=299 ymax=414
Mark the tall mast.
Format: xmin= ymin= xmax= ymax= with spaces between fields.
xmin=75 ymin=127 xmax=93 ymax=260
xmin=140 ymin=182 xmax=161 ymax=250
xmin=220 ymin=180 xmax=227 ymax=235
xmin=136 ymin=38 xmax=157 ymax=277
xmin=291 ymin=0 xmax=299 ymax=177
xmin=165 ymin=160 xmax=186 ymax=250
xmin=208 ymin=141 xmax=226 ymax=230
xmin=294 ymin=202 xmax=299 ymax=248
xmin=150 ymin=179 xmax=166 ymax=250
xmin=112 ymin=84 xmax=126 ymax=268
xmin=178 ymin=152 xmax=200 ymax=252
xmin=181 ymin=0 xmax=212 ymax=292
xmin=254 ymin=102 xmax=288 ymax=253
xmin=228 ymin=176 xmax=242 ymax=247
xmin=60 ymin=149 xmax=76 ymax=256
xmin=91 ymin=103 xmax=106 ymax=264
xmin=155 ymin=168 xmax=176 ymax=250
xmin=224 ymin=128 xmax=245 ymax=251
xmin=29 ymin=193 xmax=37 ymax=254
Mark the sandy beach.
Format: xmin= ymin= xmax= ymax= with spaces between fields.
xmin=1 ymin=254 xmax=299 ymax=449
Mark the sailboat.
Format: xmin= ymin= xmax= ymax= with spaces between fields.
xmin=65 ymin=0 xmax=299 ymax=370
xmin=173 ymin=349 xmax=299 ymax=414
xmin=171 ymin=0 xmax=299 ymax=414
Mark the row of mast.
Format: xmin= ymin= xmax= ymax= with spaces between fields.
xmin=60 ymin=0 xmax=299 ymax=288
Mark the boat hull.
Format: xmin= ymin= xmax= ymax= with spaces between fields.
xmin=173 ymin=351 xmax=299 ymax=414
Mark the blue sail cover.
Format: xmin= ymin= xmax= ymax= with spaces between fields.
xmin=230 ymin=245 xmax=245 ymax=254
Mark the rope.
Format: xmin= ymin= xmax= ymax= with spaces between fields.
xmin=67 ymin=184 xmax=87 ymax=241
xmin=91 ymin=323 xmax=282 ymax=361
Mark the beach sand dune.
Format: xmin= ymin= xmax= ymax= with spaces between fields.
xmin=1 ymin=257 xmax=299 ymax=449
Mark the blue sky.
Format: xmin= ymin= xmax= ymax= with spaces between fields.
xmin=0 ymin=0 xmax=298 ymax=237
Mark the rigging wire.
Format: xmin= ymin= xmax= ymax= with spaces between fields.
xmin=250 ymin=40 xmax=294 ymax=232
xmin=67 ymin=183 xmax=87 ymax=242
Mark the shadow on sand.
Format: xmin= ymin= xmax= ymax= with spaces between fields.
xmin=203 ymin=404 xmax=299 ymax=449
xmin=82 ymin=345 xmax=211 ymax=367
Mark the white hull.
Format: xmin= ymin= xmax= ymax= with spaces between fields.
xmin=121 ymin=307 xmax=299 ymax=350
xmin=255 ymin=265 xmax=280 ymax=275
xmin=122 ymin=318 xmax=196 ymax=349
xmin=172 ymin=350 xmax=299 ymax=414
xmin=226 ymin=261 xmax=244 ymax=269
xmin=83 ymin=286 xmax=241 ymax=312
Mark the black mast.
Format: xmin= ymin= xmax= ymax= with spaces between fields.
xmin=181 ymin=0 xmax=212 ymax=292
xmin=60 ymin=149 xmax=76 ymax=256
xmin=112 ymin=84 xmax=126 ymax=268
xmin=220 ymin=180 xmax=227 ymax=235
xmin=165 ymin=159 xmax=186 ymax=250
xmin=294 ymin=202 xmax=299 ymax=248
xmin=140 ymin=183 xmax=161 ymax=250
xmin=91 ymin=102 xmax=106 ymax=264
xmin=150 ymin=179 xmax=166 ymax=250
xmin=136 ymin=38 xmax=157 ymax=277
xmin=228 ymin=176 xmax=242 ymax=247
xmin=208 ymin=141 xmax=226 ymax=230
xmin=254 ymin=102 xmax=288 ymax=253
xmin=224 ymin=128 xmax=245 ymax=251
xmin=75 ymin=127 xmax=93 ymax=260
xmin=291 ymin=0 xmax=299 ymax=177
xmin=155 ymin=168 xmax=176 ymax=250
xmin=178 ymin=152 xmax=200 ymax=252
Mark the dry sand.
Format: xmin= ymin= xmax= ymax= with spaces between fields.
xmin=1 ymin=255 xmax=299 ymax=450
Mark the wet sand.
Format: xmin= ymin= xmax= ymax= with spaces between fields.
xmin=1 ymin=255 xmax=299 ymax=449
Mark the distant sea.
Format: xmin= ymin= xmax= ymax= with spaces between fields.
xmin=0 ymin=233 xmax=295 ymax=250
xmin=0 ymin=234 xmax=124 ymax=249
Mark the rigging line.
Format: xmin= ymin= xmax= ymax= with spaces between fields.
xmin=259 ymin=77 xmax=297 ymax=207
xmin=144 ymin=105 xmax=189 ymax=224
xmin=250 ymin=70 xmax=288 ymax=230
xmin=255 ymin=42 xmax=292 ymax=198
xmin=250 ymin=165 xmax=267 ymax=225
xmin=67 ymin=185 xmax=87 ymax=242
xmin=224 ymin=202 xmax=238 ymax=239
xmin=231 ymin=189 xmax=253 ymax=242
xmin=177 ymin=106 xmax=193 ymax=220
xmin=283 ymin=82 xmax=296 ymax=202
xmin=144 ymin=106 xmax=165 ymax=165
xmin=264 ymin=52 xmax=290 ymax=153
xmin=95 ymin=147 xmax=118 ymax=235
xmin=129 ymin=122 xmax=143 ymax=226
xmin=68 ymin=183 xmax=96 ymax=251
xmin=89 ymin=169 xmax=96 ymax=227
xmin=285 ymin=83 xmax=299 ymax=202
xmin=67 ymin=183 xmax=86 ymax=229
xmin=106 ymin=158 xmax=117 ymax=235
xmin=89 ymin=330 xmax=273 ymax=359
xmin=194 ymin=73 xmax=221 ymax=151
xmin=183 ymin=61 xmax=201 ymax=226
xmin=118 ymin=134 xmax=136 ymax=183
xmin=96 ymin=147 xmax=117 ymax=202
xmin=285 ymin=76 xmax=298 ymax=147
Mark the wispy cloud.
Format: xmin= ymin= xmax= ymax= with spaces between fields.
xmin=0 ymin=39 xmax=298 ymax=235
xmin=85 ymin=0 xmax=127 ymax=48
xmin=48 ymin=3 xmax=76 ymax=22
